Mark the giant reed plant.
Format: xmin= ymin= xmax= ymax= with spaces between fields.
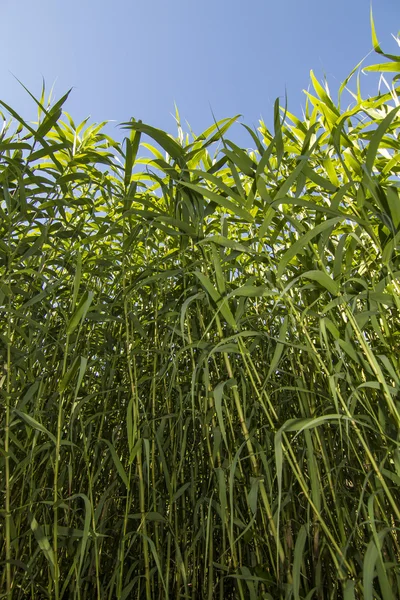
xmin=1 ymin=17 xmax=400 ymax=600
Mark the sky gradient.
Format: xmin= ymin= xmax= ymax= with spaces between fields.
xmin=2 ymin=0 xmax=400 ymax=146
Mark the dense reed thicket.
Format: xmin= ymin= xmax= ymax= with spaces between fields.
xmin=1 ymin=21 xmax=400 ymax=600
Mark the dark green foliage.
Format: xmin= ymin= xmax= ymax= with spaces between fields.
xmin=1 ymin=26 xmax=400 ymax=600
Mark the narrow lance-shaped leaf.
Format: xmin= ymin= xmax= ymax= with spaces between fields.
xmin=277 ymin=217 xmax=343 ymax=278
xmin=120 ymin=120 xmax=185 ymax=160
xmin=66 ymin=291 xmax=94 ymax=335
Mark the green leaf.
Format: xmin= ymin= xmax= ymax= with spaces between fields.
xmin=30 ymin=517 xmax=55 ymax=577
xmin=13 ymin=409 xmax=56 ymax=444
xmin=277 ymin=217 xmax=343 ymax=278
xmin=227 ymin=285 xmax=272 ymax=298
xmin=293 ymin=525 xmax=308 ymax=600
xmin=363 ymin=61 xmax=400 ymax=73
xmin=303 ymin=165 xmax=338 ymax=192
xmin=247 ymin=477 xmax=262 ymax=515
xmin=181 ymin=181 xmax=254 ymax=222
xmin=213 ymin=380 xmax=231 ymax=448
xmin=194 ymin=271 xmax=220 ymax=303
xmin=266 ymin=316 xmax=288 ymax=381
xmin=0 ymin=142 xmax=31 ymax=152
xmin=301 ymin=270 xmax=339 ymax=295
xmin=67 ymin=494 xmax=91 ymax=577
xmin=363 ymin=532 xmax=386 ymax=600
xmin=172 ymin=482 xmax=191 ymax=503
xmin=364 ymin=106 xmax=400 ymax=176
xmin=194 ymin=271 xmax=237 ymax=328
xmin=343 ymin=581 xmax=356 ymax=600
xmin=102 ymin=439 xmax=129 ymax=488
xmin=120 ymin=121 xmax=184 ymax=160
xmin=66 ymin=291 xmax=94 ymax=335
xmin=274 ymin=98 xmax=284 ymax=167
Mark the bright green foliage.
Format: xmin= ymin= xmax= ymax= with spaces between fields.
xmin=1 ymin=28 xmax=400 ymax=600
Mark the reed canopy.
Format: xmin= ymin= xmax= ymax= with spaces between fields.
xmin=1 ymin=18 xmax=400 ymax=600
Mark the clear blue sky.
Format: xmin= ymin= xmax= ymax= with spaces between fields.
xmin=2 ymin=0 xmax=399 ymax=147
